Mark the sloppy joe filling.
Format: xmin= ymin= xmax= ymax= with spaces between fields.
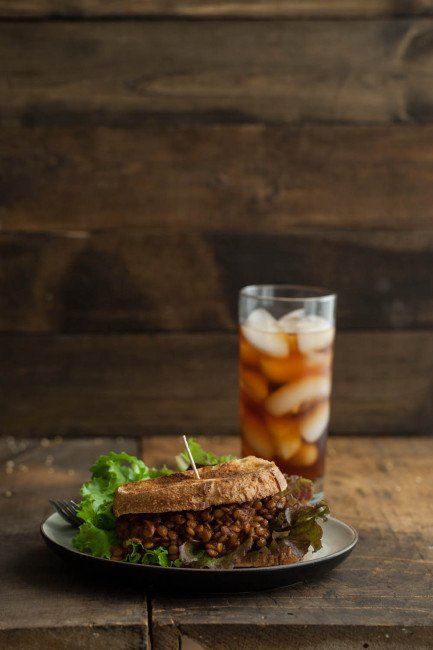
xmin=113 ymin=492 xmax=292 ymax=561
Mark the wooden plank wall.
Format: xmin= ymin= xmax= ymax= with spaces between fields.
xmin=1 ymin=1 xmax=433 ymax=437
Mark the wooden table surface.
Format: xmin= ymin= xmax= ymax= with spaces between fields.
xmin=1 ymin=434 xmax=432 ymax=649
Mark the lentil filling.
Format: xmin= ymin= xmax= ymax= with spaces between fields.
xmin=112 ymin=492 xmax=292 ymax=561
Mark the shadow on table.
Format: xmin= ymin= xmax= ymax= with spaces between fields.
xmin=7 ymin=543 xmax=146 ymax=600
xmin=8 ymin=542 xmax=302 ymax=598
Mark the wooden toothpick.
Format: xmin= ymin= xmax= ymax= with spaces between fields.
xmin=182 ymin=435 xmax=200 ymax=479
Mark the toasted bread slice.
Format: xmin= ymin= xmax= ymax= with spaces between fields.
xmin=113 ymin=456 xmax=287 ymax=516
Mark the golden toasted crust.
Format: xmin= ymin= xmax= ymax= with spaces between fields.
xmin=113 ymin=456 xmax=287 ymax=516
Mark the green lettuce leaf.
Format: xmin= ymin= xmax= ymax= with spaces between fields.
xmin=287 ymin=501 xmax=329 ymax=553
xmin=72 ymin=451 xmax=172 ymax=559
xmin=124 ymin=539 xmax=145 ymax=563
xmin=175 ymin=438 xmax=236 ymax=471
xmin=124 ymin=540 xmax=182 ymax=567
xmin=72 ymin=521 xmax=118 ymax=559
xmin=77 ymin=451 xmax=172 ymax=527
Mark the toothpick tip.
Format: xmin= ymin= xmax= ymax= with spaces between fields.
xmin=182 ymin=435 xmax=200 ymax=479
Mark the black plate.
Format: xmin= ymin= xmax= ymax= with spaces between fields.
xmin=41 ymin=513 xmax=357 ymax=593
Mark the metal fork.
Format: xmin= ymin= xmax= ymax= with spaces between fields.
xmin=49 ymin=499 xmax=83 ymax=527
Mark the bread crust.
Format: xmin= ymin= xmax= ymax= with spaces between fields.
xmin=113 ymin=456 xmax=287 ymax=516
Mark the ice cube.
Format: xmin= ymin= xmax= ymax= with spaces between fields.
xmin=260 ymin=356 xmax=301 ymax=383
xmin=299 ymin=400 xmax=330 ymax=443
xmin=265 ymin=414 xmax=301 ymax=460
xmin=241 ymin=412 xmax=274 ymax=460
xmin=278 ymin=309 xmax=306 ymax=332
xmin=297 ymin=319 xmax=334 ymax=353
xmin=260 ymin=349 xmax=331 ymax=384
xmin=279 ymin=311 xmax=334 ymax=353
xmin=290 ymin=443 xmax=319 ymax=467
xmin=240 ymin=367 xmax=269 ymax=402
xmin=242 ymin=308 xmax=289 ymax=358
xmin=265 ymin=375 xmax=331 ymax=417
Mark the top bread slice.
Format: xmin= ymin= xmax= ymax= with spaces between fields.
xmin=113 ymin=456 xmax=287 ymax=516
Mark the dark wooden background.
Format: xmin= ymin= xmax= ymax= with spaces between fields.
xmin=1 ymin=0 xmax=433 ymax=438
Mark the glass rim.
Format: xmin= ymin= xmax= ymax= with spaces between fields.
xmin=240 ymin=284 xmax=336 ymax=303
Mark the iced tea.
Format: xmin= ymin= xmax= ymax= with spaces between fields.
xmin=239 ymin=290 xmax=336 ymax=495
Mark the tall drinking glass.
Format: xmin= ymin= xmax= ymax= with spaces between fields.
xmin=239 ymin=285 xmax=336 ymax=498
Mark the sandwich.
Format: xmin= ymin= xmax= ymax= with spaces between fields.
xmin=111 ymin=456 xmax=328 ymax=568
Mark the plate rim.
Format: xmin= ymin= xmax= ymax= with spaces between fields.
xmin=41 ymin=513 xmax=358 ymax=573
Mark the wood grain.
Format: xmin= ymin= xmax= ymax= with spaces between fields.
xmin=0 ymin=333 xmax=238 ymax=438
xmin=150 ymin=435 xmax=433 ymax=650
xmin=4 ymin=124 xmax=433 ymax=233
xmin=1 ymin=331 xmax=433 ymax=437
xmin=2 ymin=20 xmax=433 ymax=126
xmin=1 ymin=437 xmax=138 ymax=530
xmin=0 ymin=230 xmax=232 ymax=333
xmin=2 ymin=229 xmax=433 ymax=332
xmin=1 ymin=0 xmax=432 ymax=19
xmin=0 ymin=437 xmax=149 ymax=649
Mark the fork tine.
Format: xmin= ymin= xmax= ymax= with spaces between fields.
xmin=65 ymin=501 xmax=83 ymax=525
xmin=61 ymin=500 xmax=82 ymax=523
xmin=50 ymin=499 xmax=82 ymax=527
xmin=49 ymin=499 xmax=65 ymax=518
xmin=50 ymin=499 xmax=75 ymax=525
xmin=70 ymin=502 xmax=81 ymax=517
xmin=60 ymin=499 xmax=74 ymax=514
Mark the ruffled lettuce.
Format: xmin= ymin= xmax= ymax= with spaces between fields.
xmin=72 ymin=451 xmax=172 ymax=559
xmin=286 ymin=501 xmax=329 ymax=554
xmin=124 ymin=539 xmax=182 ymax=567
xmin=270 ymin=477 xmax=329 ymax=557
xmin=283 ymin=475 xmax=315 ymax=505
xmin=72 ymin=522 xmax=119 ymax=559
xmin=175 ymin=438 xmax=235 ymax=471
